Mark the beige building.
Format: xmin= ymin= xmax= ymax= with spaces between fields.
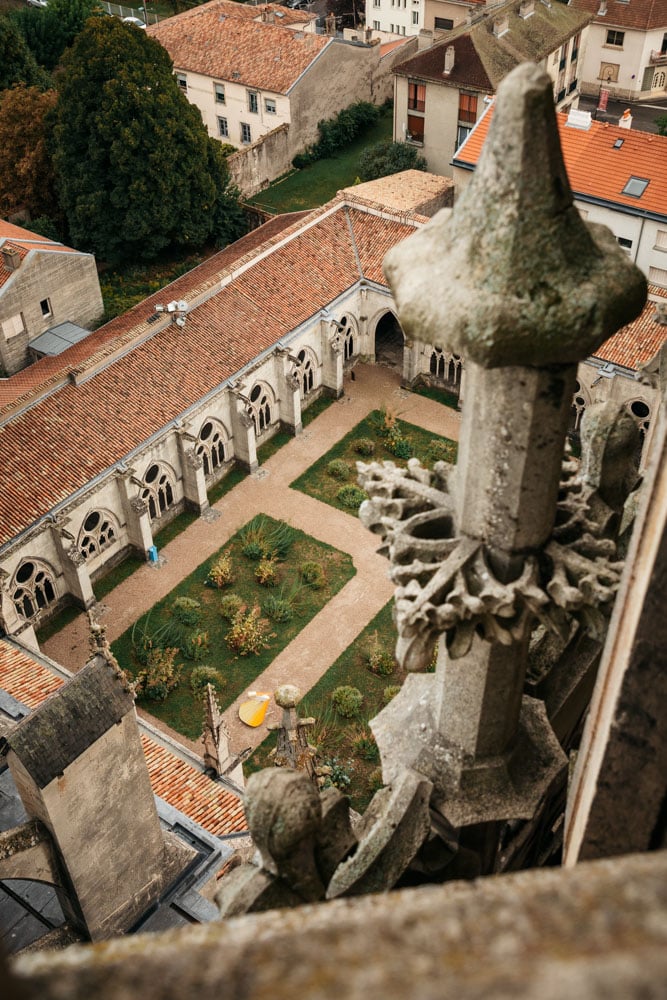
xmin=391 ymin=0 xmax=592 ymax=176
xmin=0 ymin=221 xmax=103 ymax=377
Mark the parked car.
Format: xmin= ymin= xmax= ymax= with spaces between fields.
xmin=26 ymin=0 xmax=48 ymax=8
xmin=285 ymin=0 xmax=309 ymax=8
xmin=121 ymin=16 xmax=147 ymax=28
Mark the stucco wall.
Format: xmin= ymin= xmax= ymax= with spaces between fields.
xmin=227 ymin=125 xmax=293 ymax=198
xmin=579 ymin=25 xmax=667 ymax=99
xmin=395 ymin=76 xmax=464 ymax=177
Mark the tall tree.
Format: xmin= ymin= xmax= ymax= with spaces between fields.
xmin=53 ymin=17 xmax=245 ymax=264
xmin=10 ymin=0 xmax=100 ymax=72
xmin=0 ymin=16 xmax=51 ymax=91
xmin=0 ymin=85 xmax=59 ymax=220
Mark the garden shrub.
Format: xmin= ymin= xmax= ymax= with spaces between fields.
xmin=386 ymin=425 xmax=411 ymax=459
xmin=320 ymin=756 xmax=354 ymax=791
xmin=427 ymin=438 xmax=457 ymax=464
xmin=357 ymin=139 xmax=427 ymax=181
xmin=263 ymin=595 xmax=294 ymax=623
xmin=134 ymin=647 xmax=182 ymax=702
xmin=336 ymin=484 xmax=368 ymax=510
xmin=383 ymin=685 xmax=401 ymax=704
xmin=368 ymin=767 xmax=384 ymax=794
xmin=300 ymin=560 xmax=325 ymax=589
xmin=171 ymin=596 xmax=202 ymax=626
xmin=183 ymin=630 xmax=210 ymax=661
xmin=292 ymin=101 xmax=380 ymax=168
xmin=255 ymin=555 xmax=278 ymax=586
xmin=366 ymin=632 xmax=395 ymax=676
xmin=332 ymin=685 xmax=363 ymax=718
xmin=353 ymin=437 xmax=375 ymax=457
xmin=220 ymin=592 xmax=244 ymax=620
xmin=240 ymin=515 xmax=269 ymax=560
xmin=131 ymin=613 xmax=179 ymax=665
xmin=226 ymin=605 xmax=273 ymax=656
xmin=327 ymin=458 xmax=350 ymax=481
xmin=190 ymin=665 xmax=225 ymax=699
xmin=353 ymin=731 xmax=379 ymax=762
xmin=206 ymin=552 xmax=235 ymax=588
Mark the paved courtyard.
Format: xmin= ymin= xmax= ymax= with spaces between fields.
xmin=42 ymin=365 xmax=461 ymax=758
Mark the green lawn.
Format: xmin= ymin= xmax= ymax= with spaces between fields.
xmin=111 ymin=515 xmax=356 ymax=741
xmin=248 ymin=105 xmax=394 ymax=215
xmin=290 ymin=408 xmax=458 ymax=516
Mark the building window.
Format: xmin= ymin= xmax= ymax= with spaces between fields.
xmin=606 ymin=29 xmax=624 ymax=47
xmin=241 ymin=122 xmax=252 ymax=144
xmin=294 ymin=349 xmax=316 ymax=397
xmin=559 ymin=44 xmax=567 ymax=71
xmin=571 ymin=32 xmax=580 ymax=61
xmin=248 ymin=91 xmax=259 ymax=113
xmin=408 ymin=80 xmax=426 ymax=111
xmin=458 ymin=92 xmax=477 ymax=123
xmin=373 ymin=19 xmax=380 ymax=28
xmin=662 ymin=32 xmax=667 ymax=55
xmin=456 ymin=123 xmax=472 ymax=148
xmin=249 ymin=383 xmax=273 ymax=434
xmin=622 ymin=176 xmax=649 ymax=198
xmin=218 ymin=117 xmax=228 ymax=138
xmin=412 ymin=11 xmax=419 ymax=24
xmin=196 ymin=419 xmax=227 ymax=477
xmin=141 ymin=463 xmax=175 ymax=520
xmin=214 ymin=83 xmax=225 ymax=104
xmin=40 ymin=298 xmax=52 ymax=318
xmin=265 ymin=97 xmax=276 ymax=114
xmin=434 ymin=17 xmax=453 ymax=29
xmin=648 ymin=265 xmax=667 ymax=287
xmin=12 ymin=560 xmax=56 ymax=621
xmin=2 ymin=313 xmax=25 ymax=340
xmin=176 ymin=73 xmax=187 ymax=91
xmin=401 ymin=24 xmax=406 ymax=34
xmin=407 ymin=114 xmax=424 ymax=142
xmin=617 ymin=236 xmax=633 ymax=252
xmin=337 ymin=315 xmax=356 ymax=361
xmin=78 ymin=510 xmax=117 ymax=560
xmin=374 ymin=0 xmax=381 ymax=6
xmin=654 ymin=229 xmax=667 ymax=250
xmin=390 ymin=23 xmax=394 ymax=31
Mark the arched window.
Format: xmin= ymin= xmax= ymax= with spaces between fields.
xmin=196 ymin=419 xmax=228 ymax=477
xmin=295 ymin=348 xmax=316 ymax=397
xmin=78 ymin=510 xmax=118 ymax=560
xmin=430 ymin=349 xmax=445 ymax=378
xmin=12 ymin=560 xmax=57 ymax=621
xmin=338 ymin=315 xmax=356 ymax=362
xmin=627 ymin=399 xmax=651 ymax=445
xmin=429 ymin=348 xmax=461 ymax=385
xmin=571 ymin=381 xmax=588 ymax=432
xmin=141 ymin=462 xmax=175 ymax=520
xmin=249 ymin=383 xmax=273 ymax=435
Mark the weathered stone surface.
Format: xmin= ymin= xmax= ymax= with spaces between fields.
xmin=315 ymin=787 xmax=357 ymax=884
xmin=326 ymin=769 xmax=432 ymax=898
xmin=214 ymin=863 xmax=303 ymax=918
xmin=384 ymin=64 xmax=646 ymax=369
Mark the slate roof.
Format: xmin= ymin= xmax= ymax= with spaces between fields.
xmin=0 ymin=641 xmax=247 ymax=836
xmin=454 ymin=105 xmax=667 ymax=220
xmin=595 ymin=286 xmax=667 ymax=369
xmin=393 ymin=0 xmax=591 ymax=90
xmin=571 ymin=0 xmax=665 ymax=31
xmin=0 ymin=196 xmax=419 ymax=547
xmin=148 ymin=0 xmax=328 ymax=94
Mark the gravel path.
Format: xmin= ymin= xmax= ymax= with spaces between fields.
xmin=42 ymin=365 xmax=461 ymax=757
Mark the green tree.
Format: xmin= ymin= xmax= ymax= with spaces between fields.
xmin=357 ymin=140 xmax=427 ymax=182
xmin=0 ymin=16 xmax=51 ymax=90
xmin=11 ymin=0 xmax=101 ymax=71
xmin=53 ymin=17 xmax=246 ymax=264
xmin=656 ymin=115 xmax=667 ymax=137
xmin=0 ymin=84 xmax=60 ymax=220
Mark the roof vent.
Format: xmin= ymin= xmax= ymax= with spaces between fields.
xmin=565 ymin=108 xmax=592 ymax=130
xmin=519 ymin=0 xmax=534 ymax=18
xmin=493 ymin=15 xmax=509 ymax=38
xmin=1 ymin=245 xmax=21 ymax=272
xmin=443 ymin=45 xmax=455 ymax=75
xmin=597 ymin=0 xmax=607 ymax=14
xmin=618 ymin=108 xmax=632 ymax=129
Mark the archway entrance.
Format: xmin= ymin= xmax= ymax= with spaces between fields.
xmin=374 ymin=312 xmax=404 ymax=369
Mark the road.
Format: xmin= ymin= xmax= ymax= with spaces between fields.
xmin=578 ymin=93 xmax=667 ymax=135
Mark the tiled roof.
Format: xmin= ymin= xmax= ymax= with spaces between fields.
xmin=149 ymin=0 xmax=329 ymax=94
xmin=0 ymin=197 xmax=419 ymax=546
xmin=394 ymin=0 xmax=591 ymax=89
xmin=0 ymin=640 xmax=247 ymax=837
xmin=571 ymin=0 xmax=665 ymax=31
xmin=341 ymin=171 xmax=453 ymax=216
xmin=455 ymin=105 xmax=667 ymax=219
xmin=596 ymin=285 xmax=667 ymax=369
xmin=0 ymin=224 xmax=80 ymax=291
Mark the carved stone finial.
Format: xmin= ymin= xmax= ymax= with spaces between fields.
xmin=384 ymin=63 xmax=646 ymax=368
xmin=202 ymin=684 xmax=232 ymax=776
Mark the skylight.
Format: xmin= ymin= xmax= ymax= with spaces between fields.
xmin=622 ymin=177 xmax=649 ymax=198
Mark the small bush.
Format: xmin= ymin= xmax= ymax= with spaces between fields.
xmin=206 ymin=553 xmax=235 ymax=588
xmin=366 ymin=632 xmax=395 ymax=676
xmin=171 ymin=597 xmax=202 ymax=627
xmin=358 ymin=139 xmax=427 ymax=182
xmin=368 ymin=767 xmax=384 ymax=794
xmin=220 ymin=592 xmax=244 ymax=620
xmin=353 ymin=732 xmax=380 ymax=762
xmin=135 ymin=647 xmax=182 ymax=702
xmin=190 ymin=665 xmax=225 ymax=699
xmin=241 ymin=540 xmax=265 ymax=561
xmin=336 ymin=485 xmax=368 ymax=510
xmin=327 ymin=458 xmax=350 ymax=481
xmin=183 ymin=630 xmax=210 ymax=661
xmin=255 ymin=555 xmax=278 ymax=586
xmin=240 ymin=515 xmax=269 ymax=560
xmin=263 ymin=595 xmax=294 ymax=623
xmin=427 ymin=438 xmax=457 ymax=465
xmin=383 ymin=685 xmax=401 ymax=704
xmin=226 ymin=606 xmax=273 ymax=656
xmin=386 ymin=425 xmax=411 ymax=459
xmin=332 ymin=685 xmax=363 ymax=718
xmin=353 ymin=437 xmax=376 ymax=457
xmin=320 ymin=756 xmax=354 ymax=791
xmin=300 ymin=560 xmax=325 ymax=589
xmin=370 ymin=404 xmax=398 ymax=437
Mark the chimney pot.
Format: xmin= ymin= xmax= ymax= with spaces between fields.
xmin=443 ymin=45 xmax=455 ymax=74
xmin=1 ymin=245 xmax=21 ymax=272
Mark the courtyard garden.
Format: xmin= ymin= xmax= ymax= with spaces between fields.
xmin=290 ymin=406 xmax=458 ymax=516
xmin=111 ymin=515 xmax=355 ymax=741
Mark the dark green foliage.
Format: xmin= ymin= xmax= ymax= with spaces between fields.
xmin=0 ymin=16 xmax=51 ymax=90
xmin=656 ymin=115 xmax=667 ymax=137
xmin=336 ymin=485 xmax=368 ymax=509
xmin=52 ymin=18 xmax=246 ymax=264
xmin=300 ymin=561 xmax=325 ymax=589
xmin=190 ymin=665 xmax=224 ymax=699
xmin=219 ymin=592 xmax=244 ymax=620
xmin=10 ymin=0 xmax=100 ymax=72
xmin=358 ymin=140 xmax=427 ymax=182
xmin=327 ymin=459 xmax=350 ymax=481
xmin=171 ymin=597 xmax=202 ymax=627
xmin=292 ymin=101 xmax=380 ymax=167
xmin=353 ymin=732 xmax=379 ymax=762
xmin=332 ymin=684 xmax=363 ymax=718
xmin=353 ymin=437 xmax=375 ymax=456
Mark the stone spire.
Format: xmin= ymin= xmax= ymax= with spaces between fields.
xmin=267 ymin=684 xmax=320 ymax=784
xmin=202 ymin=684 xmax=233 ymax=777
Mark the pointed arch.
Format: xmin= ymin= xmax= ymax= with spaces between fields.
xmin=77 ymin=509 xmax=119 ymax=560
xmin=248 ymin=381 xmax=275 ymax=436
xmin=12 ymin=559 xmax=57 ymax=621
xmin=196 ymin=417 xmax=230 ymax=477
xmin=140 ymin=461 xmax=176 ymax=521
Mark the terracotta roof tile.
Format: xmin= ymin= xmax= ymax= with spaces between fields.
xmin=394 ymin=33 xmax=493 ymax=91
xmin=455 ymin=105 xmax=667 ymax=219
xmin=571 ymin=0 xmax=665 ymax=31
xmin=596 ymin=285 xmax=667 ymax=368
xmin=0 ymin=640 xmax=247 ymax=837
xmin=149 ymin=0 xmax=328 ymax=94
xmin=0 ymin=224 xmax=81 ymax=291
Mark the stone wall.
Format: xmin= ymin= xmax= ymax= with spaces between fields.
xmin=227 ymin=125 xmax=293 ymax=199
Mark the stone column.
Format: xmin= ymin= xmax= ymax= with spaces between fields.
xmin=321 ymin=318 xmax=344 ymax=398
xmin=50 ymin=522 xmax=95 ymax=611
xmin=175 ymin=430 xmax=209 ymax=513
xmin=116 ymin=471 xmax=154 ymax=558
xmin=230 ymin=393 xmax=258 ymax=472
xmin=361 ymin=64 xmax=647 ymax=839
xmin=280 ymin=359 xmax=302 ymax=435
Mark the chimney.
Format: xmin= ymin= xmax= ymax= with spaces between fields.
xmin=493 ymin=14 xmax=509 ymax=37
xmin=443 ymin=45 xmax=455 ymax=75
xmin=618 ymin=108 xmax=632 ymax=129
xmin=597 ymin=0 xmax=607 ymax=14
xmin=418 ymin=29 xmax=434 ymax=50
xmin=1 ymin=245 xmax=21 ymax=272
xmin=519 ymin=0 xmax=534 ymax=18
